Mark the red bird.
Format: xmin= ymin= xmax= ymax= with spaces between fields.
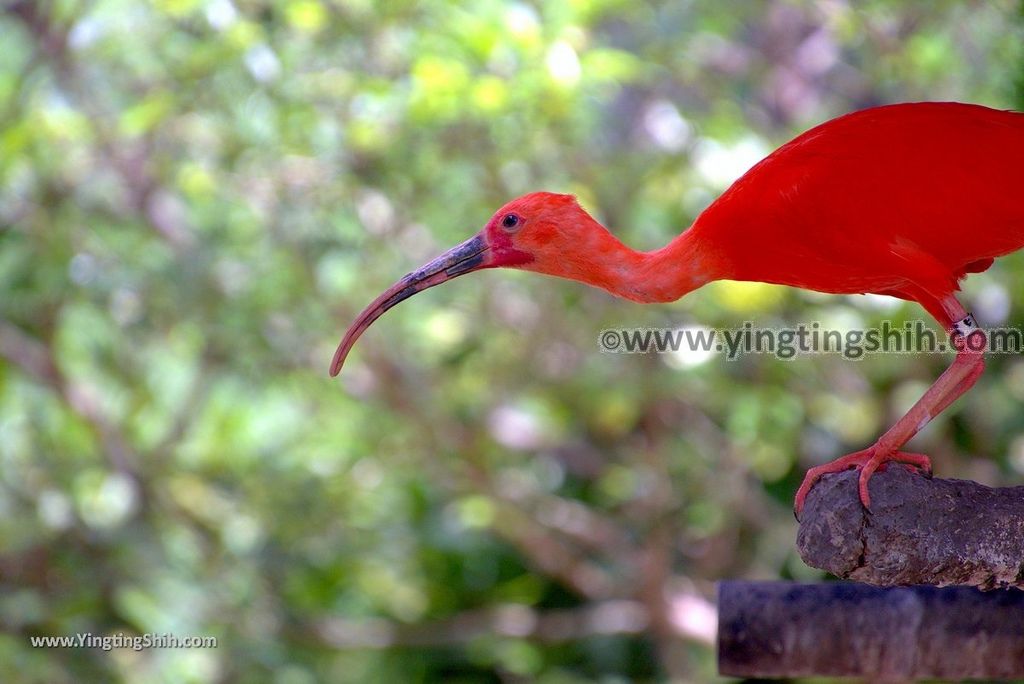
xmin=331 ymin=102 xmax=1024 ymax=516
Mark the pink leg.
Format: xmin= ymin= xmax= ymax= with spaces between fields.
xmin=794 ymin=301 xmax=986 ymax=517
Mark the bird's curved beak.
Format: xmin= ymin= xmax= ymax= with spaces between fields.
xmin=330 ymin=233 xmax=491 ymax=376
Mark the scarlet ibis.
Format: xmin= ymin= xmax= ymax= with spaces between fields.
xmin=332 ymin=102 xmax=1024 ymax=516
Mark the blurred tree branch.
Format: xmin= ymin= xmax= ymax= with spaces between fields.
xmin=0 ymin=317 xmax=139 ymax=478
xmin=369 ymin=355 xmax=717 ymax=678
xmin=315 ymin=590 xmax=715 ymax=650
xmin=4 ymin=0 xmax=195 ymax=250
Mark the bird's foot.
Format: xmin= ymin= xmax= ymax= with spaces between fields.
xmin=793 ymin=446 xmax=931 ymax=519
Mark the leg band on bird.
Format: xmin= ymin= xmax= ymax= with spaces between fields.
xmin=952 ymin=312 xmax=986 ymax=354
xmin=953 ymin=313 xmax=979 ymax=339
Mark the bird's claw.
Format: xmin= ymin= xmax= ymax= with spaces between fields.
xmin=793 ymin=447 xmax=932 ymax=521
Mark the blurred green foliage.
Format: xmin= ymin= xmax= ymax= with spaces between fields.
xmin=1 ymin=0 xmax=1023 ymax=681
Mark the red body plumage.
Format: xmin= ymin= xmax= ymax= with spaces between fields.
xmin=690 ymin=102 xmax=1024 ymax=325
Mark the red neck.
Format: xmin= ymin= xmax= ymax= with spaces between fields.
xmin=568 ymin=224 xmax=722 ymax=304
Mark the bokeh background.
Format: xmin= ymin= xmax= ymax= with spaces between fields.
xmin=2 ymin=0 xmax=1024 ymax=681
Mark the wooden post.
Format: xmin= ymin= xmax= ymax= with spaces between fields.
xmin=796 ymin=466 xmax=1024 ymax=588
xmin=718 ymin=581 xmax=1024 ymax=679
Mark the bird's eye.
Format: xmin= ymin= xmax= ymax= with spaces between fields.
xmin=501 ymin=214 xmax=520 ymax=230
